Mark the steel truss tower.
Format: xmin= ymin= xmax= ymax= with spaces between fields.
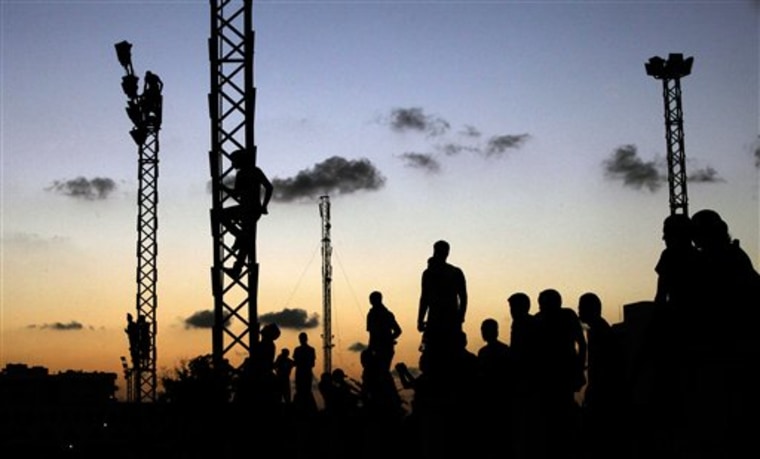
xmin=646 ymin=53 xmax=694 ymax=216
xmin=319 ymin=196 xmax=334 ymax=376
xmin=115 ymin=41 xmax=162 ymax=402
xmin=208 ymin=0 xmax=259 ymax=372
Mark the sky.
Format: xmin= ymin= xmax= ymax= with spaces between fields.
xmin=1 ymin=1 xmax=759 ymax=400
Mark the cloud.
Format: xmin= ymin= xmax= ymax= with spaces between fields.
xmin=259 ymin=308 xmax=319 ymax=330
xmin=28 ymin=321 xmax=85 ymax=331
xmin=754 ymin=137 xmax=760 ymax=168
xmin=484 ymin=134 xmax=530 ymax=157
xmin=272 ymin=156 xmax=386 ymax=202
xmin=460 ymin=125 xmax=481 ymax=138
xmin=398 ymin=152 xmax=441 ymax=173
xmin=183 ymin=310 xmax=233 ymax=329
xmin=348 ymin=342 xmax=367 ymax=353
xmin=603 ymin=144 xmax=665 ymax=192
xmin=689 ymin=166 xmax=723 ymax=183
xmin=437 ymin=143 xmax=480 ymax=156
xmin=387 ymin=107 xmax=450 ymax=137
xmin=46 ymin=176 xmax=117 ymax=200
xmin=384 ymin=107 xmax=531 ymax=176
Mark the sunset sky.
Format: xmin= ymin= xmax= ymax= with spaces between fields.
xmin=1 ymin=1 xmax=758 ymax=399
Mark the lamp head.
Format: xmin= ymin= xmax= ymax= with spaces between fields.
xmin=115 ymin=41 xmax=133 ymax=69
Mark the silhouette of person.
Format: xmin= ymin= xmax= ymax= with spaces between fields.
xmin=359 ymin=348 xmax=403 ymax=420
xmin=417 ymin=240 xmax=468 ymax=372
xmin=366 ymin=290 xmax=402 ymax=373
xmin=646 ymin=213 xmax=699 ymax=454
xmin=254 ymin=323 xmax=281 ymax=406
xmin=691 ymin=209 xmax=760 ymax=345
xmin=293 ymin=331 xmax=317 ymax=414
xmin=223 ymin=148 xmax=273 ymax=279
xmin=688 ymin=209 xmax=760 ymax=456
xmin=535 ymin=288 xmax=586 ymax=459
xmin=274 ymin=347 xmax=295 ymax=404
xmin=125 ymin=313 xmax=140 ymax=367
xmin=577 ymin=292 xmax=625 ymax=459
xmin=654 ymin=213 xmax=699 ymax=309
xmin=136 ymin=314 xmax=150 ymax=363
xmin=477 ymin=318 xmax=514 ymax=458
xmin=329 ymin=368 xmax=362 ymax=417
xmin=507 ymin=291 xmax=542 ymax=459
xmin=508 ymin=292 xmax=540 ymax=388
xmin=141 ymin=70 xmax=163 ymax=126
xmin=477 ymin=318 xmax=512 ymax=394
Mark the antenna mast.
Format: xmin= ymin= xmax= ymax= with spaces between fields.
xmin=319 ymin=195 xmax=333 ymax=375
xmin=115 ymin=40 xmax=162 ymax=403
xmin=645 ymin=53 xmax=694 ymax=216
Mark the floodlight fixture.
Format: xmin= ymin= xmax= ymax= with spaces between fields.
xmin=125 ymin=102 xmax=143 ymax=127
xmin=645 ymin=53 xmax=693 ymax=80
xmin=129 ymin=127 xmax=147 ymax=146
xmin=115 ymin=41 xmax=133 ymax=71
xmin=121 ymin=75 xmax=139 ymax=100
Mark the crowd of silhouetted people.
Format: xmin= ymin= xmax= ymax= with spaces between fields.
xmin=205 ymin=209 xmax=759 ymax=459
xmin=4 ymin=208 xmax=758 ymax=458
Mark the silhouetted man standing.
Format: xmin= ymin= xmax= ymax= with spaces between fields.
xmin=417 ymin=240 xmax=468 ymax=371
xmin=366 ymin=290 xmax=402 ymax=372
xmin=293 ymin=331 xmax=317 ymax=414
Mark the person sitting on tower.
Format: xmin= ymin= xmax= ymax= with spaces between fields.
xmin=224 ymin=148 xmax=273 ymax=279
xmin=141 ymin=70 xmax=163 ymax=127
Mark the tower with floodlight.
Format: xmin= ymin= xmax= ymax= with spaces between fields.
xmin=115 ymin=40 xmax=162 ymax=402
xmin=645 ymin=53 xmax=694 ymax=216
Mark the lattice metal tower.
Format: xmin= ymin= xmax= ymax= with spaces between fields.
xmin=115 ymin=40 xmax=162 ymax=402
xmin=208 ymin=0 xmax=260 ymax=371
xmin=319 ymin=195 xmax=334 ymax=375
xmin=645 ymin=53 xmax=694 ymax=216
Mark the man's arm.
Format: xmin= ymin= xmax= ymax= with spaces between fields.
xmin=417 ymin=273 xmax=428 ymax=332
xmin=257 ymin=167 xmax=274 ymax=214
xmin=457 ymin=268 xmax=468 ymax=323
xmin=391 ymin=314 xmax=403 ymax=340
xmin=417 ymin=297 xmax=428 ymax=332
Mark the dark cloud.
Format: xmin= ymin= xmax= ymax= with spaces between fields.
xmin=29 ymin=321 xmax=85 ymax=331
xmin=460 ymin=125 xmax=481 ymax=138
xmin=484 ymin=134 xmax=530 ymax=157
xmin=398 ymin=152 xmax=441 ymax=173
xmin=47 ymin=176 xmax=117 ymax=200
xmin=754 ymin=138 xmax=760 ymax=168
xmin=603 ymin=144 xmax=665 ymax=192
xmin=348 ymin=342 xmax=367 ymax=353
xmin=259 ymin=308 xmax=319 ymax=330
xmin=388 ymin=107 xmax=450 ymax=137
xmin=689 ymin=166 xmax=723 ymax=183
xmin=184 ymin=310 xmax=232 ymax=329
xmin=271 ymin=156 xmax=386 ymax=202
xmin=437 ymin=143 xmax=480 ymax=156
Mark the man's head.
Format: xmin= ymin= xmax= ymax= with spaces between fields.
xmin=508 ymin=292 xmax=531 ymax=318
xmin=481 ymin=318 xmax=499 ymax=342
xmin=432 ymin=240 xmax=450 ymax=260
xmin=538 ymin=288 xmax=562 ymax=313
xmin=578 ymin=292 xmax=602 ymax=324
xmin=369 ymin=290 xmax=383 ymax=306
